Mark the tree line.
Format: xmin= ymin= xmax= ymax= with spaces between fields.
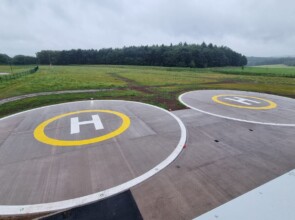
xmin=37 ymin=43 xmax=247 ymax=67
xmin=0 ymin=54 xmax=37 ymax=65
xmin=1 ymin=43 xmax=247 ymax=67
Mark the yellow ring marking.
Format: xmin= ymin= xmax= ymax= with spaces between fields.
xmin=212 ymin=94 xmax=277 ymax=110
xmin=34 ymin=110 xmax=130 ymax=147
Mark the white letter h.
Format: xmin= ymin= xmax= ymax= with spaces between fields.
xmin=70 ymin=114 xmax=104 ymax=134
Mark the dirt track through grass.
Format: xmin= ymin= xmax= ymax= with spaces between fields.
xmin=108 ymin=72 xmax=154 ymax=94
xmin=0 ymin=65 xmax=294 ymax=117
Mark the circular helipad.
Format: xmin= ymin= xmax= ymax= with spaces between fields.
xmin=179 ymin=90 xmax=295 ymax=126
xmin=0 ymin=100 xmax=186 ymax=215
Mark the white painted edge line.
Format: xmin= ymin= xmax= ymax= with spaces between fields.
xmin=0 ymin=100 xmax=187 ymax=216
xmin=179 ymin=91 xmax=295 ymax=127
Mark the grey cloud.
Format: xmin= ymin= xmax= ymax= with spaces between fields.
xmin=0 ymin=0 xmax=294 ymax=57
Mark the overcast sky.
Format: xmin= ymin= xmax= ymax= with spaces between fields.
xmin=1 ymin=0 xmax=294 ymax=57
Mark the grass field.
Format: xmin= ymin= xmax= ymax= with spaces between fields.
xmin=0 ymin=65 xmax=37 ymax=74
xmin=0 ymin=65 xmax=294 ymax=118
xmin=254 ymin=64 xmax=294 ymax=68
xmin=213 ymin=66 xmax=295 ymax=77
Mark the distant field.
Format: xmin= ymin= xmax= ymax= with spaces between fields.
xmin=0 ymin=65 xmax=36 ymax=74
xmin=213 ymin=66 xmax=295 ymax=77
xmin=254 ymin=64 xmax=294 ymax=68
xmin=0 ymin=65 xmax=294 ymax=117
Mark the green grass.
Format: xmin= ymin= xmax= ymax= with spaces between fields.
xmin=212 ymin=66 xmax=295 ymax=77
xmin=0 ymin=65 xmax=37 ymax=74
xmin=0 ymin=65 xmax=127 ymax=98
xmin=0 ymin=90 xmax=145 ymax=118
xmin=0 ymin=64 xmax=294 ymax=118
xmin=254 ymin=64 xmax=294 ymax=68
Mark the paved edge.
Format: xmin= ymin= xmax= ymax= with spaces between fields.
xmin=0 ymin=89 xmax=116 ymax=105
xmin=0 ymin=100 xmax=186 ymax=216
xmin=179 ymin=90 xmax=295 ymax=127
xmin=194 ymin=169 xmax=295 ymax=220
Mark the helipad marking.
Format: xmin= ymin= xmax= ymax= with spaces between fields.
xmin=0 ymin=100 xmax=186 ymax=216
xmin=71 ymin=114 xmax=104 ymax=134
xmin=34 ymin=110 xmax=130 ymax=146
xmin=212 ymin=94 xmax=277 ymax=110
xmin=224 ymin=97 xmax=260 ymax=105
xmin=179 ymin=92 xmax=295 ymax=127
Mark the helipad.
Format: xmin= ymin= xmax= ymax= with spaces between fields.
xmin=1 ymin=92 xmax=295 ymax=219
xmin=179 ymin=90 xmax=295 ymax=126
xmin=0 ymin=100 xmax=186 ymax=215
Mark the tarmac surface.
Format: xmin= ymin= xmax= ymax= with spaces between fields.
xmin=0 ymin=90 xmax=295 ymax=219
xmin=0 ymin=100 xmax=185 ymax=215
xmin=179 ymin=90 xmax=295 ymax=126
xmin=132 ymin=109 xmax=295 ymax=219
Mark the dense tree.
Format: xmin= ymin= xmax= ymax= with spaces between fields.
xmin=0 ymin=54 xmax=37 ymax=65
xmin=12 ymin=55 xmax=37 ymax=65
xmin=0 ymin=53 xmax=11 ymax=64
xmin=36 ymin=43 xmax=247 ymax=67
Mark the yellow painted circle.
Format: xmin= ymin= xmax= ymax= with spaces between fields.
xmin=212 ymin=94 xmax=277 ymax=110
xmin=34 ymin=110 xmax=130 ymax=147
